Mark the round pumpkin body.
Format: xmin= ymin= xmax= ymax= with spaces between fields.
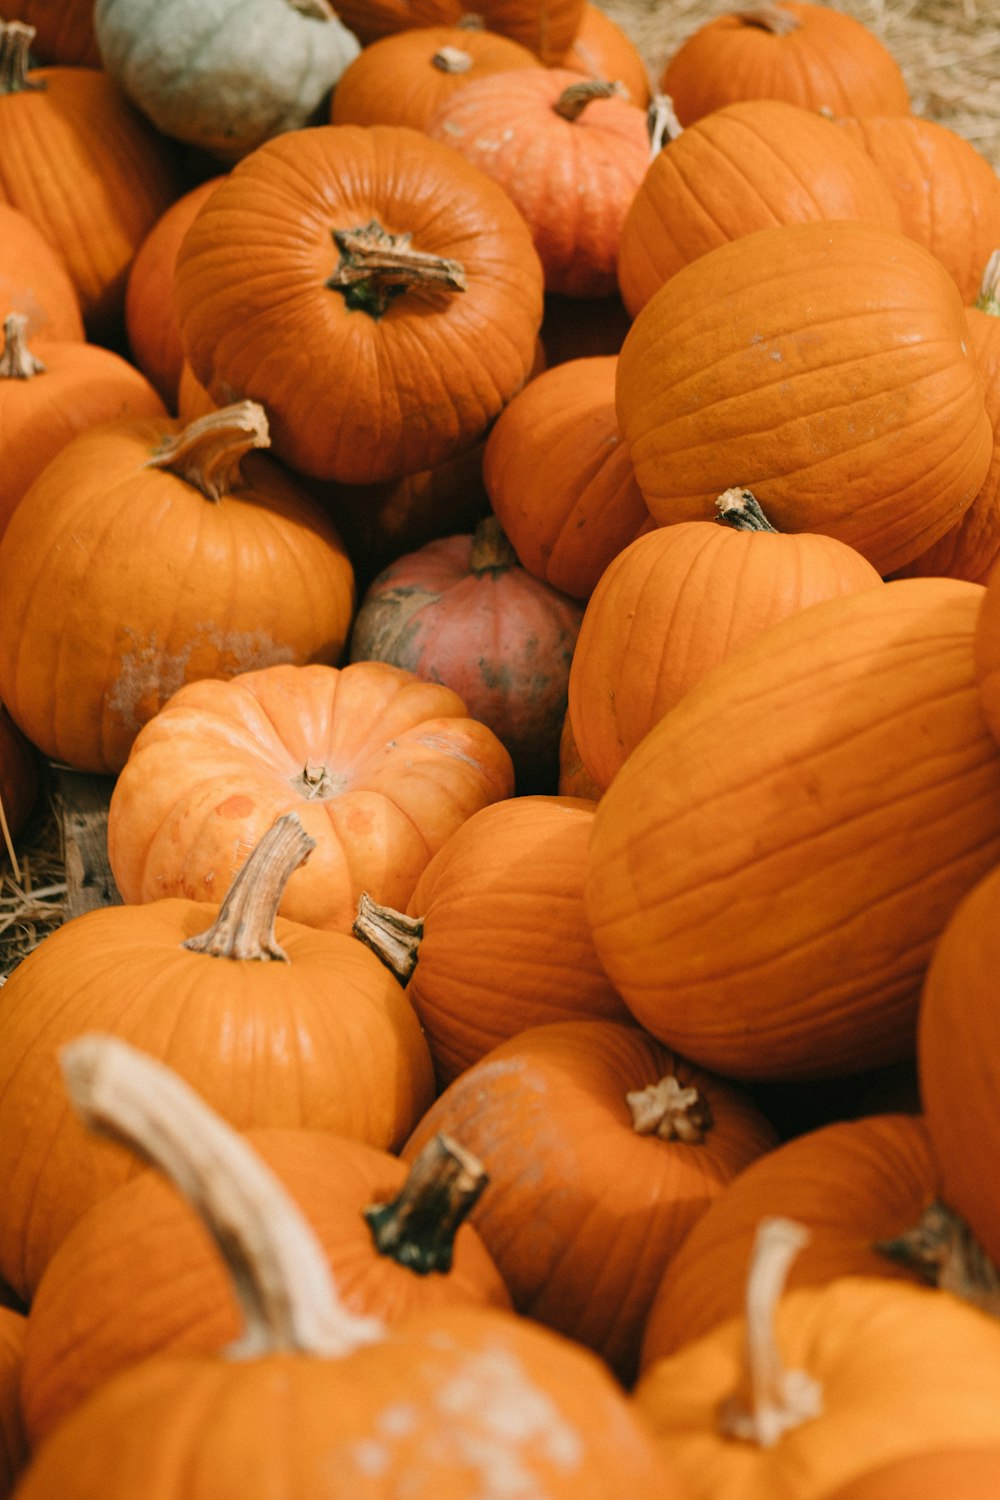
xmin=585 ymin=579 xmax=1000 ymax=1079
xmin=427 ymin=68 xmax=649 ymax=298
xmin=616 ymin=220 xmax=993 ymax=575
xmin=349 ymin=518 xmax=583 ymax=793
xmin=483 ymin=356 xmax=651 ymax=600
xmin=125 ymin=177 xmax=227 ymax=409
xmin=21 ymin=1127 xmax=508 ymax=1446
xmin=0 ymin=409 xmax=356 ymax=773
xmin=567 ymin=502 xmax=882 ymax=791
xmin=0 ymin=27 xmax=181 ymax=342
xmin=566 ymin=4 xmax=651 ymax=107
xmin=330 ymin=24 xmax=540 ymax=131
xmin=636 ymin=1276 xmax=1000 ymax=1500
xmin=94 ymin=0 xmax=360 ymax=159
xmin=822 ymin=1449 xmax=1000 ymax=1500
xmin=557 ymin=711 xmax=602 ymax=800
xmin=175 ymin=124 xmax=544 ymax=485
xmin=107 ymin=661 xmax=514 ymax=931
xmin=322 ymin=0 xmax=585 ymax=65
xmin=836 ymin=113 xmax=1000 ymax=305
xmin=0 ymin=205 xmax=83 ymax=344
xmin=403 ymin=1019 xmax=778 ymax=1384
xmin=660 ymin=0 xmax=910 ymax=126
xmin=640 ymin=1112 xmax=936 ymax=1368
xmin=0 ymin=896 xmax=435 ymax=1300
xmin=0 ymin=1307 xmax=26 ymax=1496
xmin=391 ymin=795 xmax=629 ymax=1086
xmin=617 ymin=99 xmax=901 ymax=316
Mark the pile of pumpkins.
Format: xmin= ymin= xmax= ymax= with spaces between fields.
xmin=2 ymin=0 xmax=1000 ymax=1493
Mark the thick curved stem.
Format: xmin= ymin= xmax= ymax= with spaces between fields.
xmin=715 ymin=488 xmax=779 ymax=533
xmin=183 ymin=813 xmax=315 ymax=963
xmin=60 ymin=1034 xmax=385 ymax=1359
xmin=626 ymin=1075 xmax=713 ymax=1143
xmin=365 ymin=1133 xmax=488 ymax=1273
xmin=0 ymin=314 xmax=45 ymax=380
xmin=353 ymin=892 xmax=423 ymax=985
xmin=146 ymin=401 xmax=270 ymax=502
xmin=739 ymin=4 xmax=801 ymax=34
xmin=553 ymin=78 xmax=628 ymax=121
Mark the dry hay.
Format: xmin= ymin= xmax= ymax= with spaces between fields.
xmin=0 ymin=790 xmax=67 ymax=983
xmin=596 ymin=0 xmax=1000 ymax=168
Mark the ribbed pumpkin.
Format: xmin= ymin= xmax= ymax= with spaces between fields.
xmin=0 ymin=314 xmax=166 ymax=541
xmin=567 ymin=490 xmax=882 ymax=792
xmin=634 ymin=1219 xmax=1000 ymax=1500
xmin=403 ymin=1018 xmax=777 ymax=1384
xmin=0 ymin=1307 xmax=26 ymax=1497
xmin=823 ymin=1450 xmax=1000 ymax=1500
xmin=616 ymin=220 xmax=993 ymax=575
xmin=617 ymin=99 xmax=901 ymax=316
xmin=320 ymin=0 xmax=586 ymax=65
xmin=428 ymin=68 xmax=649 ymax=298
xmin=22 ymin=1120 xmax=508 ymax=1446
xmin=125 ymin=177 xmax=226 ymax=410
xmin=175 ymin=124 xmax=543 ymax=485
xmin=107 ymin=660 xmax=514 ymax=931
xmin=483 ymin=356 xmax=651 ymax=600
xmin=0 ymin=402 xmax=355 ymax=774
xmin=13 ymin=1034 xmax=677 ymax=1500
xmin=0 ymin=816 xmax=435 ymax=1301
xmin=585 ymin=578 xmax=1000 ymax=1079
xmin=640 ymin=1112 xmax=936 ymax=1367
xmin=557 ymin=710 xmax=602 ymax=800
xmin=565 ymin=3 xmax=651 ymax=107
xmin=330 ymin=23 xmax=540 ymax=131
xmin=836 ymin=113 xmax=1000 ymax=305
xmin=0 ymin=205 xmax=83 ymax=344
xmin=349 ymin=515 xmax=583 ymax=792
xmin=353 ymin=796 xmax=629 ymax=1087
xmin=894 ymin=252 xmax=1000 ymax=583
xmin=0 ymin=21 xmax=181 ymax=343
xmin=660 ymin=0 xmax=910 ymax=125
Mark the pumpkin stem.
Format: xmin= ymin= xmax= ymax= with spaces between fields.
xmin=876 ymin=1199 xmax=1000 ymax=1317
xmin=718 ymin=1217 xmax=823 ymax=1446
xmin=284 ymin=0 xmax=337 ymax=17
xmin=0 ymin=21 xmax=44 ymax=95
xmin=647 ymin=92 xmax=684 ymax=157
xmin=457 ymin=12 xmax=486 ymax=28
xmin=353 ymin=891 xmax=423 ymax=985
xmin=626 ymin=1074 xmax=714 ymax=1143
xmin=469 ymin=514 xmax=519 ymax=573
xmin=60 ymin=1034 xmax=386 ymax=1360
xmin=715 ymin=488 xmax=779 ymax=532
xmin=327 ymin=220 xmax=466 ymax=320
xmin=433 ymin=44 xmax=474 ymax=73
xmin=0 ymin=313 xmax=45 ymax=380
xmin=738 ymin=3 xmax=801 ymax=34
xmin=553 ymin=78 xmax=629 ymax=122
xmin=975 ymin=250 xmax=1000 ymax=316
xmin=364 ymin=1132 xmax=488 ymax=1274
xmin=146 ymin=401 xmax=270 ymax=502
xmin=182 ymin=813 xmax=316 ymax=963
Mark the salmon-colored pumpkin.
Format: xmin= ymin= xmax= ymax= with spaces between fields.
xmin=483 ymin=356 xmax=650 ymax=599
xmin=617 ymin=99 xmax=901 ymax=316
xmin=0 ymin=22 xmax=181 ymax=343
xmin=355 ymin=796 xmax=629 ymax=1087
xmin=565 ymin=3 xmax=651 ymax=107
xmin=616 ymin=220 xmax=993 ymax=575
xmin=585 ymin=579 xmax=1000 ymax=1079
xmin=175 ymin=124 xmax=543 ymax=485
xmin=567 ymin=490 xmax=882 ymax=791
xmin=0 ymin=816 xmax=435 ymax=1301
xmin=660 ymin=0 xmax=910 ymax=126
xmin=107 ymin=660 xmax=514 ymax=931
xmin=0 ymin=205 xmax=83 ymax=345
xmin=403 ymin=1019 xmax=777 ymax=1384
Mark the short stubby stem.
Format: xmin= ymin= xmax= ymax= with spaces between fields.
xmin=553 ymin=78 xmax=629 ymax=121
xmin=0 ymin=21 xmax=44 ymax=95
xmin=626 ymin=1074 xmax=714 ymax=1143
xmin=433 ymin=45 xmax=473 ymax=73
xmin=0 ymin=313 xmax=45 ymax=380
xmin=877 ymin=1198 xmax=1000 ymax=1317
xmin=715 ymin=488 xmax=779 ymax=532
xmin=327 ymin=220 xmax=466 ymax=319
xmin=353 ymin=892 xmax=423 ymax=985
xmin=739 ymin=4 xmax=801 ymax=34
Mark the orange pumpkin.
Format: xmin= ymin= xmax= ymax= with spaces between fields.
xmin=822 ymin=1449 xmax=1000 ymax=1500
xmin=616 ymin=220 xmax=993 ymax=575
xmin=565 ymin=3 xmax=651 ymax=107
xmin=0 ymin=815 xmax=435 ymax=1301
xmin=0 ymin=0 xmax=99 ymax=64
xmin=106 ymin=660 xmax=514 ymax=931
xmin=660 ymin=0 xmax=909 ymax=125
xmin=175 ymin=124 xmax=543 ymax=484
xmin=557 ymin=710 xmax=602 ymax=800
xmin=617 ymin=99 xmax=901 ymax=316
xmin=567 ymin=489 xmax=882 ymax=792
xmin=0 ymin=1307 xmax=26 ymax=1497
xmin=0 ymin=21 xmax=181 ymax=342
xmin=0 ymin=205 xmax=83 ymax=344
xmin=354 ymin=796 xmax=629 ymax=1087
xmin=322 ymin=0 xmax=586 ymax=65
xmin=0 ymin=703 xmax=38 ymax=860
xmin=403 ymin=1019 xmax=777 ymax=1384
xmin=483 ymin=355 xmax=651 ymax=599
xmin=585 ymin=579 xmax=1000 ymax=1079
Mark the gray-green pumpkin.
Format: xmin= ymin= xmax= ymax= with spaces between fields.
xmin=94 ymin=0 xmax=361 ymax=160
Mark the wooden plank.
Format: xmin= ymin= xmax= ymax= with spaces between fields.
xmin=52 ymin=769 xmax=122 ymax=919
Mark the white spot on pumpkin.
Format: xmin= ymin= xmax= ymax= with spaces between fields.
xmin=349 ymin=1438 xmax=390 ymax=1476
xmin=378 ymin=1404 xmax=419 ymax=1437
xmin=108 ymin=625 xmax=296 ymax=734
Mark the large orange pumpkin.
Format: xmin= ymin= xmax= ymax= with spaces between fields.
xmin=822 ymin=1449 xmax=1000 ymax=1500
xmin=0 ymin=205 xmax=83 ymax=344
xmin=175 ymin=124 xmax=543 ymax=485
xmin=585 ymin=579 xmax=1000 ymax=1079
xmin=616 ymin=219 xmax=993 ymax=575
xmin=106 ymin=660 xmax=514 ymax=931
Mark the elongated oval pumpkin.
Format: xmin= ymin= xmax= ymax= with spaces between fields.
xmin=616 ymin=220 xmax=993 ymax=574
xmin=585 ymin=578 xmax=1000 ymax=1079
